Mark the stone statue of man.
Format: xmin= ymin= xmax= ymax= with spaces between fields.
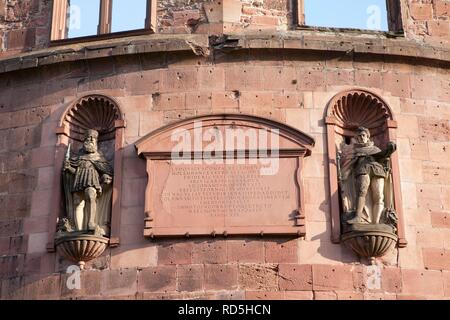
xmin=63 ymin=129 xmax=113 ymax=235
xmin=345 ymin=127 xmax=396 ymax=225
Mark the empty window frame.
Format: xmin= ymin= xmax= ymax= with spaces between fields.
xmin=51 ymin=0 xmax=157 ymax=41
xmin=296 ymin=0 xmax=403 ymax=33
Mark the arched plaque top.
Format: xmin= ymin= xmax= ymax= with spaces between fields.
xmin=59 ymin=94 xmax=124 ymax=142
xmin=135 ymin=114 xmax=315 ymax=158
xmin=326 ymin=89 xmax=395 ymax=137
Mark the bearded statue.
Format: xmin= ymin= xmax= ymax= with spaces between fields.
xmin=60 ymin=129 xmax=114 ymax=237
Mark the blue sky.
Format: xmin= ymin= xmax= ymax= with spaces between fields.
xmin=68 ymin=0 xmax=147 ymax=38
xmin=67 ymin=0 xmax=389 ymax=38
xmin=304 ymin=0 xmax=388 ymax=31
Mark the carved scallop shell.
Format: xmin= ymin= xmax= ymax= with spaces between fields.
xmin=63 ymin=96 xmax=121 ymax=142
xmin=330 ymin=91 xmax=392 ymax=130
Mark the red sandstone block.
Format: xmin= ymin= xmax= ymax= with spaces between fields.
xmin=336 ymin=291 xmax=364 ymax=300
xmin=160 ymin=69 xmax=198 ymax=93
xmin=138 ymin=266 xmax=176 ymax=292
xmin=61 ymin=270 xmax=102 ymax=298
xmin=198 ymin=67 xmax=225 ymax=91
xmin=23 ymin=274 xmax=61 ymax=300
xmin=402 ymin=269 xmax=444 ymax=296
xmin=423 ymin=248 xmax=450 ymax=271
xmin=412 ymin=75 xmax=442 ymax=101
xmin=152 ymin=92 xmax=186 ymax=111
xmin=185 ymin=92 xmax=213 ymax=110
xmin=101 ymin=269 xmax=137 ymax=296
xmin=273 ymin=92 xmax=303 ymax=109
xmin=1 ymin=277 xmax=24 ymax=300
xmin=111 ymin=244 xmax=157 ymax=269
xmin=261 ymin=66 xmax=297 ymax=91
xmin=225 ymin=66 xmax=264 ymax=91
xmin=416 ymin=227 xmax=445 ymax=248
xmin=297 ymin=69 xmax=326 ymax=91
xmin=400 ymin=98 xmax=426 ymax=115
xmin=364 ymin=293 xmax=397 ymax=300
xmin=444 ymin=271 xmax=450 ymax=297
xmin=192 ymin=240 xmax=227 ymax=264
xmin=211 ymin=92 xmax=240 ymax=109
xmin=278 ymin=264 xmax=312 ymax=291
xmin=428 ymin=20 xmax=450 ymax=38
xmin=240 ymin=92 xmax=273 ymax=111
xmin=121 ymin=178 xmax=146 ymax=207
xmin=238 ymin=264 xmax=278 ymax=291
xmin=7 ymin=29 xmax=36 ymax=49
xmin=312 ymin=265 xmax=355 ymax=291
xmin=213 ymin=291 xmax=245 ymax=300
xmin=204 ymin=264 xmax=238 ymax=290
xmin=355 ymin=70 xmax=382 ymax=89
xmin=245 ymin=291 xmax=285 ymax=300
xmin=431 ymin=212 xmax=450 ymax=228
xmin=265 ymin=238 xmax=298 ymax=263
xmin=177 ymin=264 xmax=204 ymax=292
xmin=409 ymin=139 xmax=429 ymax=160
xmin=434 ymin=1 xmax=450 ymax=17
xmin=382 ymin=267 xmax=402 ymax=293
xmin=251 ymin=15 xmax=280 ymax=26
xmin=422 ymin=162 xmax=450 ymax=184
xmin=158 ymin=241 xmax=193 ymax=265
xmin=410 ymin=3 xmax=433 ymax=20
xmin=398 ymin=159 xmax=423 ymax=183
xmin=0 ymin=238 xmax=10 ymax=256
xmin=227 ymin=239 xmax=264 ymax=263
xmin=119 ymin=224 xmax=146 ymax=245
xmin=163 ymin=110 xmax=196 ymax=124
xmin=122 ymin=157 xmax=146 ymax=179
xmin=417 ymin=184 xmax=445 ymax=211
xmin=139 ymin=111 xmax=165 ymax=136
xmin=326 ymin=70 xmax=355 ymax=87
xmin=314 ymin=291 xmax=337 ymax=300
xmin=382 ymin=72 xmax=411 ymax=98
xmin=30 ymin=190 xmax=52 ymax=217
xmin=30 ymin=146 xmax=55 ymax=168
xmin=284 ymin=291 xmax=314 ymax=300
xmin=419 ymin=119 xmax=450 ymax=142
xmin=124 ymin=71 xmax=160 ymax=95
xmin=120 ymin=206 xmax=144 ymax=226
xmin=428 ymin=141 xmax=449 ymax=163
xmin=285 ymin=108 xmax=311 ymax=133
xmin=0 ymin=219 xmax=22 ymax=237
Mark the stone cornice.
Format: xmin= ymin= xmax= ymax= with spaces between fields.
xmin=0 ymin=31 xmax=449 ymax=74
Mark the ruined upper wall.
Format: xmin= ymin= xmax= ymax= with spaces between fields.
xmin=0 ymin=1 xmax=448 ymax=58
xmin=404 ymin=0 xmax=450 ymax=46
xmin=0 ymin=0 xmax=52 ymax=57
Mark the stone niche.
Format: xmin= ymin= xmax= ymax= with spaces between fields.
xmin=47 ymin=95 xmax=126 ymax=268
xmin=324 ymin=89 xmax=407 ymax=263
xmin=135 ymin=114 xmax=315 ymax=238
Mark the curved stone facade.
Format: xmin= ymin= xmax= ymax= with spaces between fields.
xmin=0 ymin=1 xmax=449 ymax=300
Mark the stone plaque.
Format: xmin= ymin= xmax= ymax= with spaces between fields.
xmin=135 ymin=114 xmax=315 ymax=238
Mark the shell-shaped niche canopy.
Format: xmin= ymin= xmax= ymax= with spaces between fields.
xmin=62 ymin=95 xmax=122 ymax=142
xmin=328 ymin=90 xmax=393 ymax=137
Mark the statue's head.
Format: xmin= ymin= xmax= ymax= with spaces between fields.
xmin=83 ymin=129 xmax=99 ymax=153
xmin=355 ymin=127 xmax=371 ymax=144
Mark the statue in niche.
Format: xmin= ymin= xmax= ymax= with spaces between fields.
xmin=337 ymin=127 xmax=398 ymax=230
xmin=58 ymin=129 xmax=114 ymax=238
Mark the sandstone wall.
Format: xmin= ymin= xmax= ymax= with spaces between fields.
xmin=0 ymin=45 xmax=449 ymax=299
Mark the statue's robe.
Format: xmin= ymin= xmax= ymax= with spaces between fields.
xmin=69 ymin=151 xmax=113 ymax=194
xmin=338 ymin=140 xmax=394 ymax=224
xmin=63 ymin=149 xmax=113 ymax=234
